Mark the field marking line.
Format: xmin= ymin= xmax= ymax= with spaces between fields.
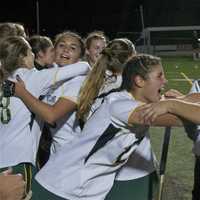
xmin=180 ymin=72 xmax=193 ymax=86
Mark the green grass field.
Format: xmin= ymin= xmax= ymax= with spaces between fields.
xmin=150 ymin=56 xmax=200 ymax=200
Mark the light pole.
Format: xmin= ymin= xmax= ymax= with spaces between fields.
xmin=36 ymin=0 xmax=40 ymax=34
xmin=139 ymin=5 xmax=146 ymax=52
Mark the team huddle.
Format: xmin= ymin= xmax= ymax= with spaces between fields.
xmin=1 ymin=22 xmax=200 ymax=200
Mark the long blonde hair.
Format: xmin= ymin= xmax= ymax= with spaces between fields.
xmin=0 ymin=36 xmax=30 ymax=85
xmin=77 ymin=38 xmax=135 ymax=121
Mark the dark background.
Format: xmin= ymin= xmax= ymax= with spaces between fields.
xmin=0 ymin=0 xmax=200 ymax=40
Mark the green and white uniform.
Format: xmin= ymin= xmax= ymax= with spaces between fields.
xmin=0 ymin=61 xmax=89 ymax=168
xmin=35 ymin=90 xmax=153 ymax=200
xmin=44 ymin=75 xmax=86 ymax=154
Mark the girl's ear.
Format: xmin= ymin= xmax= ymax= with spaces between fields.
xmin=18 ymin=54 xmax=26 ymax=67
xmin=133 ymin=75 xmax=145 ymax=88
xmin=37 ymin=50 xmax=45 ymax=59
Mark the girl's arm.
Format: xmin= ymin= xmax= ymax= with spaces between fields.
xmin=15 ymin=79 xmax=77 ymax=124
xmin=134 ymin=99 xmax=200 ymax=125
xmin=33 ymin=61 xmax=89 ymax=94
xmin=180 ymin=92 xmax=200 ymax=103
xmin=128 ymin=102 xmax=183 ymax=127
xmin=110 ymin=98 xmax=183 ymax=128
xmin=128 ymin=91 xmax=200 ymax=126
xmin=50 ymin=61 xmax=89 ymax=85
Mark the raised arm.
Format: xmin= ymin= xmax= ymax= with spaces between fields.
xmin=133 ymin=89 xmax=200 ymax=126
xmin=110 ymin=98 xmax=183 ymax=128
xmin=51 ymin=61 xmax=89 ymax=85
xmin=179 ymin=92 xmax=200 ymax=103
xmin=25 ymin=61 xmax=90 ymax=96
xmin=138 ymin=99 xmax=200 ymax=125
xmin=128 ymin=101 xmax=183 ymax=127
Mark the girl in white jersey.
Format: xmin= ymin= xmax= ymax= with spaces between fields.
xmin=141 ymin=80 xmax=200 ymax=200
xmin=78 ymin=39 xmax=157 ymax=200
xmin=0 ymin=36 xmax=89 ymax=198
xmin=44 ymin=31 xmax=86 ymax=155
xmin=14 ymin=31 xmax=88 ymax=159
xmin=31 ymin=31 xmax=88 ymax=166
xmin=33 ymin=54 xmax=199 ymax=200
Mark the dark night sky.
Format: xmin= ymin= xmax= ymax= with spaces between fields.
xmin=1 ymin=0 xmax=200 ymax=40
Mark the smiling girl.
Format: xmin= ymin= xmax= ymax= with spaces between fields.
xmin=0 ymin=35 xmax=88 ymax=198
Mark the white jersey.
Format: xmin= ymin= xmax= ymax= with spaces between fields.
xmin=190 ymin=79 xmax=200 ymax=94
xmin=35 ymin=90 xmax=151 ymax=200
xmin=115 ymin=134 xmax=156 ymax=180
xmin=44 ymin=75 xmax=86 ymax=154
xmin=89 ymin=74 xmax=156 ymax=181
xmin=43 ymin=73 xmax=121 ymax=154
xmin=0 ymin=62 xmax=89 ymax=168
xmin=89 ymin=74 xmax=122 ymax=117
